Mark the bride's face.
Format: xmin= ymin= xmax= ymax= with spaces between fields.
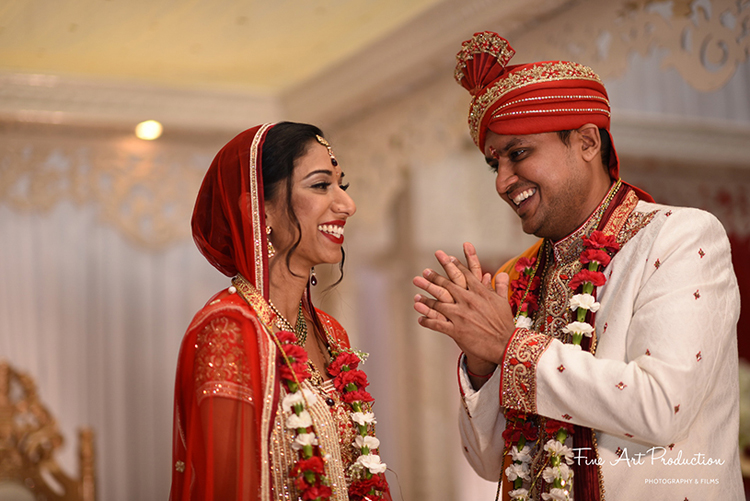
xmin=266 ymin=141 xmax=356 ymax=272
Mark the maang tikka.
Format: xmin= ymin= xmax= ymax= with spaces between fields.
xmin=315 ymin=135 xmax=338 ymax=166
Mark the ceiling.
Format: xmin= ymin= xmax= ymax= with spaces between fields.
xmin=0 ymin=0 xmax=443 ymax=93
xmin=0 ymin=0 xmax=575 ymax=129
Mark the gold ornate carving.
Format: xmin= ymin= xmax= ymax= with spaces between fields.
xmin=0 ymin=360 xmax=96 ymax=501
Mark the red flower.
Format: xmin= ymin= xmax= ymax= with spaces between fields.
xmin=327 ymin=352 xmax=360 ymax=376
xmin=278 ymin=344 xmax=310 ymax=383
xmin=568 ymin=270 xmax=606 ymax=290
xmin=514 ymin=257 xmax=537 ymax=274
xmin=519 ymin=293 xmax=539 ymax=313
xmin=342 ymin=389 xmax=374 ymax=403
xmin=291 ymin=456 xmax=326 ymax=476
xmin=504 ymin=409 xmax=529 ymax=422
xmin=277 ymin=362 xmax=309 ymax=383
xmin=281 ymin=343 xmax=308 ymax=362
xmin=580 ymin=249 xmax=611 ymax=267
xmin=502 ymin=420 xmax=538 ymax=446
xmin=509 ymin=286 xmax=525 ymax=309
xmin=301 ymin=484 xmax=332 ymax=500
xmin=294 ymin=475 xmax=311 ymax=491
xmin=333 ymin=369 xmax=369 ymax=392
xmin=349 ymin=474 xmax=387 ymax=499
xmin=276 ymin=330 xmax=297 ymax=344
xmin=583 ymin=231 xmax=619 ymax=252
xmin=545 ymin=419 xmax=575 ymax=437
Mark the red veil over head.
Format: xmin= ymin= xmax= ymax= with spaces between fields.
xmin=172 ymin=124 xmax=277 ymax=501
xmin=192 ymin=123 xmax=275 ymax=297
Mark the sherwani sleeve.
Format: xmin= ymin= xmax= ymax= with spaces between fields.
xmin=457 ymin=355 xmax=507 ymax=481
xmin=500 ymin=208 xmax=740 ymax=446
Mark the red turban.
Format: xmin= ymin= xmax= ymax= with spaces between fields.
xmin=455 ymin=32 xmax=653 ymax=201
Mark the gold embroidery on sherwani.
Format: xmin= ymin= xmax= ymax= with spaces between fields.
xmin=195 ymin=317 xmax=254 ymax=405
xmin=602 ymin=190 xmax=638 ymax=237
xmin=501 ymin=328 xmax=553 ymax=412
xmin=501 ymin=188 xmax=661 ymax=500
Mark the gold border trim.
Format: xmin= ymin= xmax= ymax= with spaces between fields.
xmin=232 ymin=274 xmax=274 ymax=328
xmin=603 ymin=188 xmax=639 ymax=237
xmin=500 ymin=328 xmax=553 ymax=413
xmin=250 ymin=123 xmax=274 ymax=292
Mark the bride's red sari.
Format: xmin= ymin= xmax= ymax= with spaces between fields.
xmin=170 ymin=124 xmax=390 ymax=500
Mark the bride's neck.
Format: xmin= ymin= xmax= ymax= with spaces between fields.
xmin=268 ymin=260 xmax=309 ymax=323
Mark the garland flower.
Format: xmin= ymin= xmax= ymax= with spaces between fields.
xmin=564 ymin=231 xmax=619 ymax=348
xmin=503 ymin=232 xmax=618 ymax=500
xmin=502 ymin=410 xmax=537 ymax=500
xmin=328 ymin=350 xmax=389 ymax=501
xmin=540 ymin=420 xmax=575 ymax=500
xmin=276 ymin=329 xmax=388 ymax=501
xmin=276 ymin=330 xmax=333 ymax=501
xmin=510 ymin=257 xmax=541 ymax=329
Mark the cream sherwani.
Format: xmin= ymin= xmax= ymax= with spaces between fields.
xmin=458 ymin=201 xmax=743 ymax=500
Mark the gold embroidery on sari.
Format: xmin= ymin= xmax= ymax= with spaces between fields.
xmin=194 ymin=316 xmax=254 ymax=404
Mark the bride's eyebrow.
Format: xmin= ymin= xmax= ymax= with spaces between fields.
xmin=302 ymin=169 xmax=333 ymax=180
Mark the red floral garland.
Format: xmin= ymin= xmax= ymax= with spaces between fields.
xmin=502 ymin=231 xmax=619 ymax=499
xmin=275 ymin=331 xmax=388 ymax=501
xmin=328 ymin=350 xmax=388 ymax=500
xmin=276 ymin=330 xmax=334 ymax=500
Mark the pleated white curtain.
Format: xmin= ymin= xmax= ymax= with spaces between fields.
xmin=0 ymin=202 xmax=227 ymax=500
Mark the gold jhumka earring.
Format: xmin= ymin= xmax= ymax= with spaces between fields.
xmin=266 ymin=225 xmax=276 ymax=258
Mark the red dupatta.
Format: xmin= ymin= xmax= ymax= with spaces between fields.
xmin=171 ymin=124 xmax=277 ymax=500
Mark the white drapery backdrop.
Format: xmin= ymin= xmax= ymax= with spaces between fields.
xmin=0 ymin=201 xmax=227 ymax=499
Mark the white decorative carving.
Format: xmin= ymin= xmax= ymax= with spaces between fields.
xmin=513 ymin=0 xmax=750 ymax=92
xmin=0 ymin=125 xmax=222 ymax=248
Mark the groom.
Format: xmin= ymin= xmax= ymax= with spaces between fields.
xmin=413 ymin=31 xmax=742 ymax=500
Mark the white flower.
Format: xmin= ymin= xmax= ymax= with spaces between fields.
xmin=357 ymin=454 xmax=387 ymax=474
xmin=292 ymin=432 xmax=318 ymax=450
xmin=351 ymin=411 xmax=377 ymax=426
xmin=569 ymin=294 xmax=600 ymax=312
xmin=505 ymin=462 xmax=530 ymax=482
xmin=510 ymin=445 xmax=532 ymax=464
xmin=281 ymin=389 xmax=317 ymax=413
xmin=508 ymin=488 xmax=529 ymax=500
xmin=557 ymin=463 xmax=573 ymax=481
xmin=544 ymin=440 xmax=575 ymax=465
xmin=542 ymin=464 xmax=573 ymax=483
xmin=541 ymin=488 xmax=570 ymax=501
xmin=562 ymin=321 xmax=594 ymax=337
xmin=286 ymin=410 xmax=313 ymax=429
xmin=355 ymin=435 xmax=380 ymax=451
xmin=515 ymin=315 xmax=533 ymax=329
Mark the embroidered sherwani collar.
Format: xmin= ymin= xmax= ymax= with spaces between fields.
xmin=550 ymin=180 xmax=622 ymax=264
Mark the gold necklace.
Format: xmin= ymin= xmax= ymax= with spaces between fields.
xmin=268 ymin=301 xmax=308 ymax=346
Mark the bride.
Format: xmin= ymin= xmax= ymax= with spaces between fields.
xmin=170 ymin=122 xmax=391 ymax=501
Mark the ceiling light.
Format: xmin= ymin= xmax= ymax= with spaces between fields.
xmin=135 ymin=120 xmax=163 ymax=140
